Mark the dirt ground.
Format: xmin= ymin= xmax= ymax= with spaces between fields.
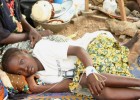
xmin=36 ymin=11 xmax=138 ymax=43
xmin=56 ymin=14 xmax=134 ymax=44
xmin=57 ymin=15 xmax=107 ymax=39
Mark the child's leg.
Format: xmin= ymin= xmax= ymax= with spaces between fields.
xmin=80 ymin=73 xmax=140 ymax=88
xmin=80 ymin=73 xmax=140 ymax=99
xmin=94 ymin=87 xmax=140 ymax=100
xmin=102 ymin=73 xmax=140 ymax=87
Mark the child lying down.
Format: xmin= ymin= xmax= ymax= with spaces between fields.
xmin=2 ymin=31 xmax=140 ymax=100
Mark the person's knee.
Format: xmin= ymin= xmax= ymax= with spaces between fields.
xmin=95 ymin=87 xmax=116 ymax=100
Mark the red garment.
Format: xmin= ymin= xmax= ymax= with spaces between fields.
xmin=6 ymin=0 xmax=15 ymax=16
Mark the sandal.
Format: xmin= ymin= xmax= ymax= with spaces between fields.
xmin=131 ymin=10 xmax=140 ymax=18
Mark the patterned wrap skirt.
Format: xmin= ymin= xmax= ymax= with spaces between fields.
xmin=69 ymin=34 xmax=134 ymax=99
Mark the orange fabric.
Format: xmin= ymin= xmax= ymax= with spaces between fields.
xmin=6 ymin=73 xmax=28 ymax=92
xmin=0 ymin=82 xmax=4 ymax=100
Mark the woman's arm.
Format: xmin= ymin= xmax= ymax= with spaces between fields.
xmin=0 ymin=33 xmax=28 ymax=44
xmin=20 ymin=16 xmax=36 ymax=33
xmin=0 ymin=20 xmax=28 ymax=44
xmin=20 ymin=16 xmax=41 ymax=47
xmin=20 ymin=16 xmax=53 ymax=47
xmin=26 ymin=74 xmax=72 ymax=93
xmin=67 ymin=46 xmax=105 ymax=95
xmin=20 ymin=16 xmax=53 ymax=36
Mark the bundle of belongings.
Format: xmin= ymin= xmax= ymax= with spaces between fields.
xmin=31 ymin=0 xmax=54 ymax=22
xmin=31 ymin=0 xmax=85 ymax=22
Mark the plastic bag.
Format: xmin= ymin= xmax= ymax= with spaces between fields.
xmin=103 ymin=0 xmax=117 ymax=14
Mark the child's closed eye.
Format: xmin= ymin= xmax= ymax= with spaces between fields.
xmin=17 ymin=70 xmax=22 ymax=75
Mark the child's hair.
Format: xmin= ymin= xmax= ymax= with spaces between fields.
xmin=2 ymin=48 xmax=22 ymax=72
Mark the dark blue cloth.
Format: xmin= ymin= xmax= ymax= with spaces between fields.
xmin=0 ymin=0 xmax=21 ymax=41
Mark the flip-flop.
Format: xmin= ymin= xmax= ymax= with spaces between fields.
xmin=131 ymin=10 xmax=140 ymax=18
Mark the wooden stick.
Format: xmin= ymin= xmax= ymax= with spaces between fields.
xmin=118 ymin=0 xmax=127 ymax=21
xmin=85 ymin=0 xmax=89 ymax=11
xmin=90 ymin=6 xmax=139 ymax=22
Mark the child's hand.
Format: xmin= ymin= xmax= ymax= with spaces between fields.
xmin=26 ymin=74 xmax=40 ymax=92
xmin=87 ymin=73 xmax=105 ymax=96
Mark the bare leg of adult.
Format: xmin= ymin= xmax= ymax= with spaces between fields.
xmin=94 ymin=87 xmax=140 ymax=100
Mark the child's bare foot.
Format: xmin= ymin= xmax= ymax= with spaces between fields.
xmin=128 ymin=31 xmax=140 ymax=66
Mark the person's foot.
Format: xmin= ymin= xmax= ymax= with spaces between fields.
xmin=128 ymin=31 xmax=140 ymax=66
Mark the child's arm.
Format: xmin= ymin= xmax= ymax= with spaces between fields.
xmin=67 ymin=45 xmax=105 ymax=95
xmin=26 ymin=74 xmax=72 ymax=93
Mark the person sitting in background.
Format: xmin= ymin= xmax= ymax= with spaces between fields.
xmin=2 ymin=31 xmax=140 ymax=100
xmin=0 ymin=0 xmax=53 ymax=58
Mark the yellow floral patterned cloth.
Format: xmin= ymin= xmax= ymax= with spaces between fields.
xmin=69 ymin=34 xmax=134 ymax=98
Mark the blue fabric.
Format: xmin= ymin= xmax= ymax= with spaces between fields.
xmin=4 ymin=86 xmax=8 ymax=99
xmin=130 ymin=64 xmax=140 ymax=78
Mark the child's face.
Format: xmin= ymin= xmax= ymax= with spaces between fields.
xmin=7 ymin=52 xmax=39 ymax=77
